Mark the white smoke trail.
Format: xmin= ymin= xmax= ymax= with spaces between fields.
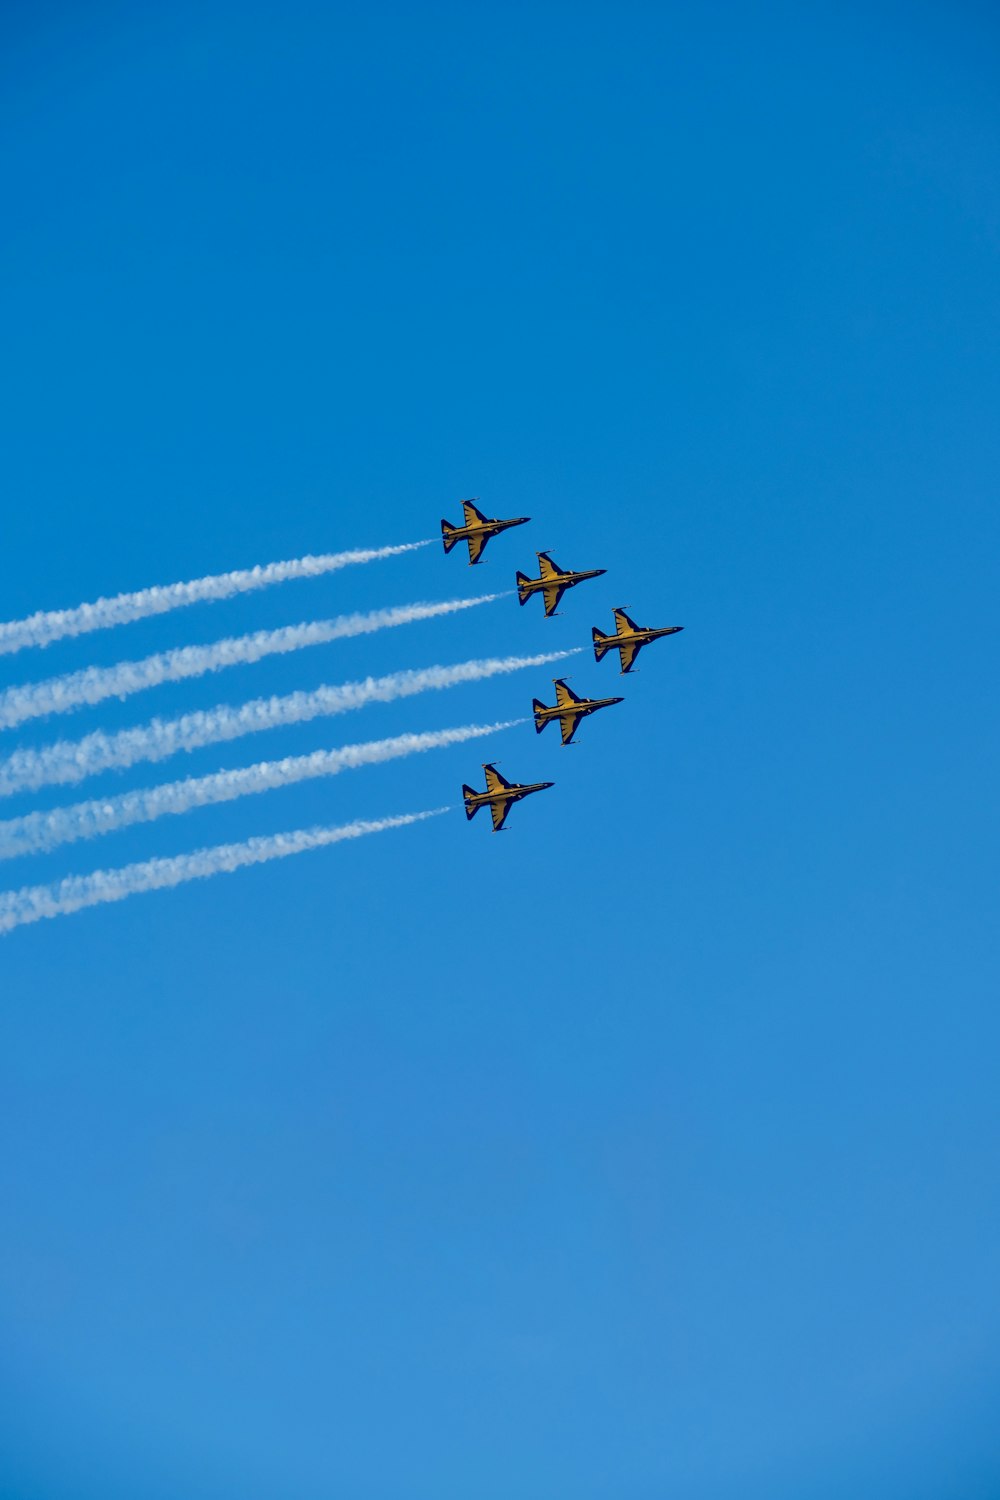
xmin=0 ymin=720 xmax=524 ymax=860
xmin=0 ymin=649 xmax=580 ymax=799
xmin=0 ymin=808 xmax=448 ymax=934
xmin=0 ymin=540 xmax=432 ymax=657
xmin=0 ymin=593 xmax=504 ymax=731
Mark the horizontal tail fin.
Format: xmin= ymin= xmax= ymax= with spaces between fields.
xmin=592 ymin=626 xmax=610 ymax=662
xmin=532 ymin=699 xmax=549 ymax=733
xmin=441 ymin=520 xmax=460 ymax=553
xmin=462 ymin=785 xmax=480 ymax=818
xmin=515 ymin=571 xmax=532 ymax=605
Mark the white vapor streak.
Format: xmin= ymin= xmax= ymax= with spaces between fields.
xmin=0 ymin=649 xmax=580 ymax=799
xmin=0 ymin=541 xmax=433 ymax=657
xmin=0 ymin=809 xmax=448 ymax=934
xmin=0 ymin=720 xmax=524 ymax=860
xmin=0 ymin=593 xmax=504 ymax=731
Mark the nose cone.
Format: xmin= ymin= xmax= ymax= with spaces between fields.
xmin=610 ymin=696 xmax=625 ymax=706
xmin=540 ymin=781 xmax=555 ymax=790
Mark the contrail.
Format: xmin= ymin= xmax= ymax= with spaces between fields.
xmin=0 ymin=649 xmax=580 ymax=798
xmin=0 ymin=720 xmax=524 ymax=860
xmin=0 ymin=808 xmax=448 ymax=934
xmin=0 ymin=540 xmax=432 ymax=657
xmin=0 ymin=593 xmax=505 ymax=731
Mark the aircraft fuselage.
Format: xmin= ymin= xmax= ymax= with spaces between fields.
xmin=450 ymin=515 xmax=529 ymax=543
xmin=519 ymin=567 xmax=605 ymax=596
xmin=534 ymin=695 xmax=623 ymax=726
xmin=614 ymin=626 xmax=682 ymax=649
xmin=464 ymin=780 xmax=553 ymax=812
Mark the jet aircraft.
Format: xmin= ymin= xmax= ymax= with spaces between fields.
xmin=592 ymin=608 xmax=684 ymax=673
xmin=515 ymin=551 xmax=606 ymax=616
xmin=462 ymin=762 xmax=554 ymax=832
xmin=532 ymin=677 xmax=623 ymax=746
xmin=441 ymin=499 xmax=531 ymax=565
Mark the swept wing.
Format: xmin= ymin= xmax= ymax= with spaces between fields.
xmin=558 ymin=709 xmax=586 ymax=745
xmin=465 ymin=530 xmax=489 ymax=564
xmin=552 ymin=679 xmax=585 ymax=742
xmin=483 ymin=763 xmax=513 ymax=795
xmin=490 ymin=795 xmax=518 ymax=832
xmin=616 ymin=638 xmax=642 ymax=673
xmin=462 ymin=499 xmax=488 ymax=526
xmin=553 ymin=679 xmax=581 ymax=708
xmin=532 ymin=554 xmax=563 ymax=616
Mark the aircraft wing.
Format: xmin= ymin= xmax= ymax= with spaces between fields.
xmin=541 ymin=582 xmax=568 ymax=616
xmin=490 ymin=795 xmax=516 ymax=832
xmin=614 ymin=608 xmax=639 ymax=635
xmin=462 ymin=499 xmax=487 ymax=526
xmin=617 ymin=639 xmax=642 ymax=673
xmin=553 ymin=679 xmax=580 ymax=708
xmin=466 ymin=530 xmax=489 ymax=564
xmin=483 ymin=764 xmax=513 ymax=794
xmin=536 ymin=552 xmax=562 ymax=580
xmin=559 ymin=710 xmax=584 ymax=746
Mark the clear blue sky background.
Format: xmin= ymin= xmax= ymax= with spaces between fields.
xmin=1 ymin=3 xmax=998 ymax=1496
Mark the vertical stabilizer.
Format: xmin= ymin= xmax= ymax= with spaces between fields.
xmin=441 ymin=520 xmax=460 ymax=553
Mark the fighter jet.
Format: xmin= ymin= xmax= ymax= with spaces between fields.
xmin=441 ymin=499 xmax=531 ymax=565
xmin=532 ymin=677 xmax=624 ymax=746
xmin=515 ymin=551 xmax=606 ymax=616
xmin=462 ymin=762 xmax=554 ymax=832
xmin=592 ymin=608 xmax=684 ymax=674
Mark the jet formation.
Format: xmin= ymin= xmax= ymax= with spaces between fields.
xmin=442 ymin=499 xmax=684 ymax=830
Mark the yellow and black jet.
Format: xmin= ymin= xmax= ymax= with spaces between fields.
xmin=532 ymin=677 xmax=623 ymax=746
xmin=592 ymin=608 xmax=684 ymax=673
xmin=462 ymin=762 xmax=554 ymax=832
xmin=441 ymin=498 xmax=531 ymax=565
xmin=515 ymin=551 xmax=606 ymax=616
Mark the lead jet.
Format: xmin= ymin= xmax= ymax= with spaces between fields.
xmin=532 ymin=677 xmax=623 ymax=746
xmin=515 ymin=551 xmax=606 ymax=616
xmin=462 ymin=762 xmax=554 ymax=832
xmin=592 ymin=608 xmax=684 ymax=674
xmin=441 ymin=499 xmax=531 ymax=565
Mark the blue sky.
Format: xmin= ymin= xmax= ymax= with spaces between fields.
xmin=1 ymin=2 xmax=998 ymax=1495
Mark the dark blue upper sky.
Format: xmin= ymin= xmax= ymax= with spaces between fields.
xmin=1 ymin=3 xmax=998 ymax=1496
